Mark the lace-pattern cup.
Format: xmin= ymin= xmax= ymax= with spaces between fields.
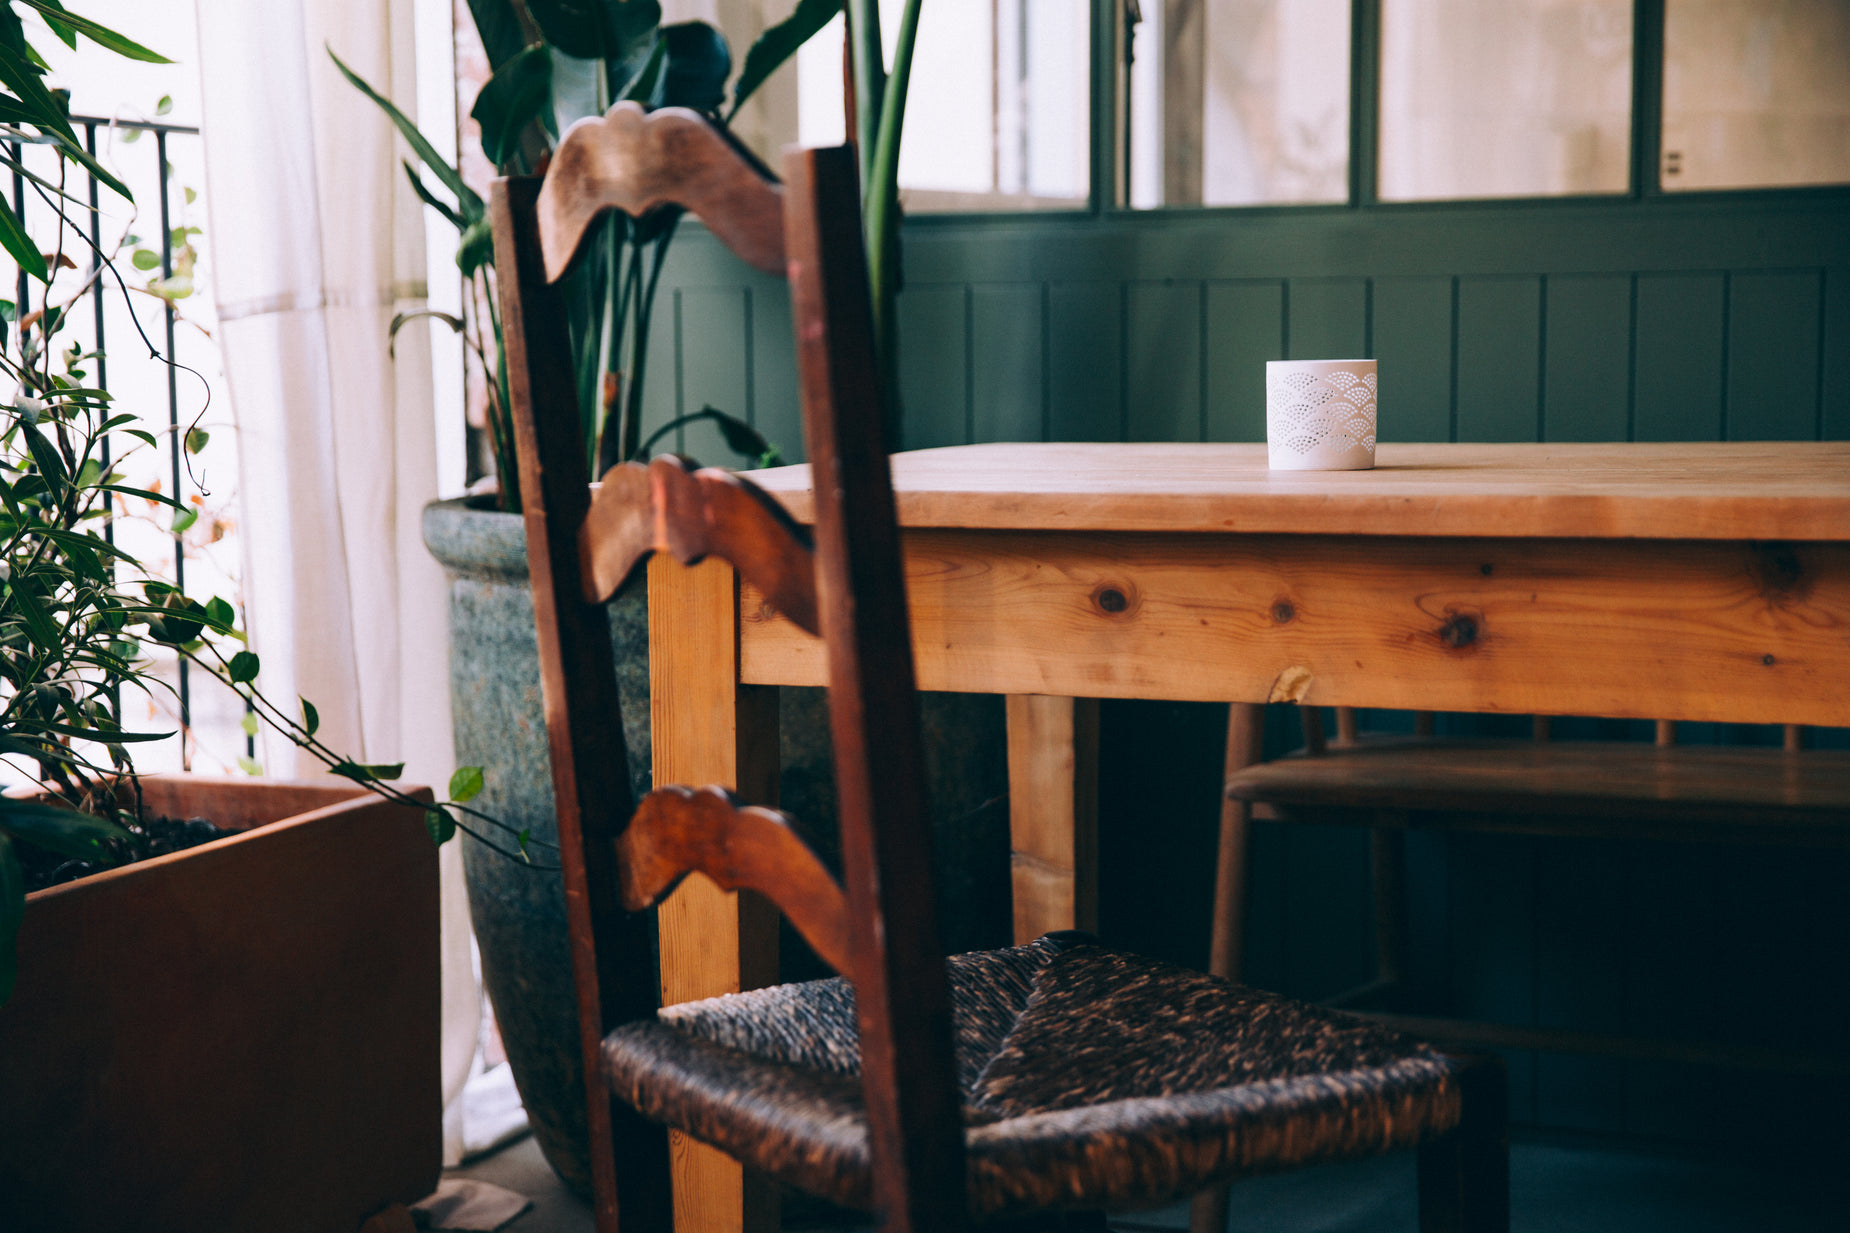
xmin=1266 ymin=359 xmax=1377 ymax=471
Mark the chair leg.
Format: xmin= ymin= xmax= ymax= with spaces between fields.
xmin=1209 ymin=703 xmax=1266 ymax=983
xmin=1188 ymin=1181 xmax=1231 ymax=1233
xmin=1371 ymin=824 xmax=1410 ymax=992
xmin=1417 ymin=1054 xmax=1509 ymax=1233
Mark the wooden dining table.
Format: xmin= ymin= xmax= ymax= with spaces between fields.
xmin=643 ymin=440 xmax=1850 ymax=1233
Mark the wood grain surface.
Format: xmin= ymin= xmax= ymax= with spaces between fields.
xmin=581 ymin=455 xmax=819 ymax=633
xmin=1006 ymin=695 xmax=1099 ymax=943
xmin=747 ymin=442 xmax=1850 ymax=540
xmin=648 ymin=555 xmax=782 ymax=1233
xmin=741 ymin=531 xmax=1850 ymax=726
xmin=617 ymin=785 xmax=852 ymax=977
xmin=537 ymin=103 xmax=784 ymax=281
xmin=784 ymin=146 xmax=969 ymax=1233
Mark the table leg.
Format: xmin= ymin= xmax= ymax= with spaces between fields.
xmin=649 ymin=556 xmax=780 ymax=1233
xmin=1006 ymin=695 xmax=1100 ymax=943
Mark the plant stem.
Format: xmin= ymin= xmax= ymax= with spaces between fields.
xmin=844 ymin=0 xmax=887 ymax=199
xmin=622 ymin=214 xmax=679 ymax=463
xmin=863 ymin=0 xmax=921 ymax=444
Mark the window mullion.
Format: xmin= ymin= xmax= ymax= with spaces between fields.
xmin=1630 ymin=0 xmax=1666 ymax=198
xmin=1350 ymin=0 xmax=1382 ymax=207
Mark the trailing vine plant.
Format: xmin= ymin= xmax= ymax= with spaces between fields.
xmin=0 ymin=2 xmax=538 ymax=1007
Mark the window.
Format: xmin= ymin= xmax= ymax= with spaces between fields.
xmin=1126 ymin=0 xmax=1351 ymax=208
xmin=1377 ymin=0 xmax=1633 ymax=201
xmin=1661 ymin=0 xmax=1850 ymax=191
xmin=1104 ymin=0 xmax=1846 ymax=212
xmin=719 ymin=0 xmax=1091 ymax=211
xmin=688 ymin=0 xmax=1850 ymax=215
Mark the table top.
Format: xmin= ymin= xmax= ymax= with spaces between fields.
xmin=751 ymin=442 xmax=1850 ymax=540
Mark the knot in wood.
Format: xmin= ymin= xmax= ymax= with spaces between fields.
xmin=1091 ymin=583 xmax=1134 ymax=615
xmin=1438 ymin=612 xmax=1479 ymax=649
xmin=1271 ymin=599 xmax=1295 ymax=624
xmin=1749 ymin=542 xmax=1808 ymax=602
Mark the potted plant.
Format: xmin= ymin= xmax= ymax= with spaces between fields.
xmin=0 ymin=7 xmax=506 ymax=1227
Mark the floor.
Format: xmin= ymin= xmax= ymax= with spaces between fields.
xmin=447 ymin=1133 xmax=1846 ymax=1233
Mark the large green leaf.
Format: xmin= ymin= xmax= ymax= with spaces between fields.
xmin=330 ymin=760 xmax=406 ymax=784
xmin=3 ymin=584 xmax=58 ymax=649
xmin=456 ymin=216 xmax=494 ymax=278
xmin=844 ymin=0 xmax=887 ymax=180
xmin=448 ymin=765 xmax=484 ymax=804
xmin=524 ymin=0 xmax=605 ymax=58
xmin=615 ymin=35 xmax=666 ymax=105
xmin=0 ymin=40 xmax=74 ymax=145
xmin=0 ymin=94 xmax=39 ymax=125
xmin=0 ymin=200 xmax=45 ymax=282
xmin=730 ymin=0 xmax=839 ymax=118
xmin=425 ymin=807 xmax=457 ymax=845
xmin=548 ymin=47 xmax=602 ymax=132
xmin=33 ymin=719 xmax=169 ymax=743
xmin=33 ymin=0 xmax=76 ymax=49
xmin=0 ymin=797 xmax=127 ymax=860
xmin=328 ymin=46 xmax=484 ymax=221
xmin=403 ymin=161 xmax=465 ymax=232
xmin=659 ymin=22 xmax=729 ymax=114
xmin=528 ymin=0 xmax=661 ymax=61
xmin=139 ymin=589 xmax=207 ymax=645
xmin=20 ymin=421 xmax=66 ymax=484
xmin=52 ymin=128 xmax=132 ymax=201
xmin=464 ymin=0 xmax=529 ymax=70
xmin=225 ymin=649 xmax=260 ymax=684
xmin=472 ymin=45 xmax=553 ymax=167
xmin=0 ymin=7 xmax=29 ymax=61
xmin=99 ymin=482 xmax=187 ymax=511
xmin=0 ymin=833 xmax=20 ymax=1004
xmin=17 ymin=3 xmax=172 ymax=62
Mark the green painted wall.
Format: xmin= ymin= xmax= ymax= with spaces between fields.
xmin=645 ymin=191 xmax=1850 ymax=461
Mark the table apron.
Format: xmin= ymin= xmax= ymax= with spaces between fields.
xmin=739 ymin=530 xmax=1850 ymax=727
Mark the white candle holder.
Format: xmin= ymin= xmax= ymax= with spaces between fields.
xmin=1266 ymin=359 xmax=1377 ymax=471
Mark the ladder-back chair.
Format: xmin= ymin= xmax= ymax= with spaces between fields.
xmin=495 ymin=102 xmax=1509 ymax=1233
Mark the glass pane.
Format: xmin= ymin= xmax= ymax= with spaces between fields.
xmin=1378 ymin=0 xmax=1633 ymax=201
xmin=1662 ymin=0 xmax=1850 ymax=191
xmin=1128 ymin=0 xmax=1350 ymax=208
xmin=720 ymin=0 xmax=1089 ymax=212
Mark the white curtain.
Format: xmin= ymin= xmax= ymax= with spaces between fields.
xmin=193 ymin=0 xmax=480 ymax=1163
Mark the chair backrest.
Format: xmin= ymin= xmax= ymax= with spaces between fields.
xmin=492 ymin=104 xmax=965 ymax=1232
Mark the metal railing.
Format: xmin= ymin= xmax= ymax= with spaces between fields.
xmin=15 ymin=115 xmax=237 ymax=769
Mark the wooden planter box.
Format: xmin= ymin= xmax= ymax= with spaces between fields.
xmin=0 ymin=775 xmax=440 ymax=1233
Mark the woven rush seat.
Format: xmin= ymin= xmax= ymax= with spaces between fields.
xmin=603 ymin=933 xmax=1467 ymax=1216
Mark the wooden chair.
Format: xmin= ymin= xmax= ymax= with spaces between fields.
xmin=495 ymin=102 xmax=1509 ymax=1233
xmin=1215 ymin=704 xmax=1850 ymax=1050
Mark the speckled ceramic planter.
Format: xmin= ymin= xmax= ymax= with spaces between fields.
xmin=422 ymin=497 xmax=645 ymax=1195
xmin=422 ymin=496 xmax=1011 ymax=1194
